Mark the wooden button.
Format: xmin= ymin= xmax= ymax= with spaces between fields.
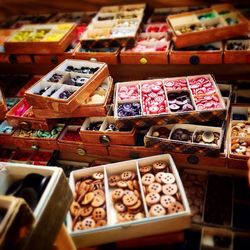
xmin=153 ymin=161 xmax=167 ymax=170
xmin=141 ymin=173 xmax=155 ymax=185
xmin=117 ymin=212 xmax=127 ymax=222
xmin=74 ymin=221 xmax=84 ymax=231
xmin=161 ymin=173 xmax=176 ymax=184
xmin=121 ymin=171 xmax=133 ymax=181
xmin=92 ymin=207 xmax=106 ymax=221
xmin=128 ymin=199 xmax=142 ymax=210
xmin=96 ymin=219 xmax=107 ymax=227
xmin=79 ymin=205 xmax=93 ymax=217
xmin=139 ymin=165 xmax=152 ymax=173
xmin=109 ymin=175 xmax=120 ymax=187
xmin=82 ymin=192 xmax=94 ymax=205
xmin=77 ymin=181 xmax=90 ymax=195
xmin=124 ymin=190 xmax=134 ymax=196
xmin=146 ymin=192 xmax=160 ymax=206
xmin=160 ymin=195 xmax=176 ymax=208
xmin=117 ymin=180 xmax=128 ymax=188
xmin=122 ymin=194 xmax=138 ymax=206
xmin=93 ymin=189 xmax=105 ymax=197
xmin=92 ymin=172 xmax=104 ymax=180
xmin=149 ymin=204 xmax=166 ymax=217
xmin=168 ymin=201 xmax=184 ymax=214
xmin=162 ymin=184 xmax=178 ymax=196
xmin=148 ymin=182 xmax=162 ymax=193
xmin=82 ymin=218 xmax=96 ymax=229
xmin=70 ymin=201 xmax=80 ymax=217
xmin=91 ymin=195 xmax=105 ymax=207
xmin=112 ymin=188 xmax=124 ymax=200
xmin=115 ymin=202 xmax=127 ymax=212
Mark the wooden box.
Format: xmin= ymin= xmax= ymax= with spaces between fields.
xmin=74 ymin=44 xmax=120 ymax=64
xmin=167 ymin=4 xmax=249 ymax=48
xmin=58 ymin=125 xmax=109 ymax=157
xmin=66 ymin=154 xmax=190 ymax=247
xmin=0 ymin=163 xmax=72 ymax=250
xmin=228 ymin=106 xmax=250 ymax=170
xmin=80 ymin=4 xmax=145 ymax=48
xmin=114 ymin=75 xmax=226 ymax=127
xmin=32 ymin=76 xmax=113 ymax=119
xmin=120 ymin=32 xmax=170 ymax=65
xmin=25 ymin=59 xmax=110 ymax=113
xmin=0 ymin=195 xmax=34 ymax=250
xmin=145 ymin=123 xmax=224 ymax=157
xmin=0 ymin=120 xmax=16 ymax=146
xmin=79 ymin=116 xmax=136 ymax=145
xmin=169 ymin=41 xmax=223 ymax=64
xmin=4 ymin=23 xmax=77 ymax=54
xmin=6 ymin=98 xmax=55 ymax=130
xmin=0 ymin=87 xmax=7 ymax=119
xmin=11 ymin=124 xmax=64 ymax=150
xmin=0 ymin=29 xmax=15 ymax=63
xmin=224 ymin=39 xmax=250 ymax=64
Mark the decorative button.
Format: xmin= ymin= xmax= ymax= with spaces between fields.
xmin=99 ymin=135 xmax=111 ymax=145
xmin=140 ymin=57 xmax=148 ymax=64
xmin=76 ymin=148 xmax=86 ymax=156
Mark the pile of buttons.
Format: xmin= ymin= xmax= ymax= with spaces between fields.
xmin=152 ymin=127 xmax=171 ymax=138
xmin=70 ymin=172 xmax=107 ymax=230
xmin=171 ymin=128 xmax=193 ymax=142
xmin=227 ymin=41 xmax=249 ymax=50
xmin=141 ymin=81 xmax=168 ymax=115
xmin=168 ymin=91 xmax=194 ymax=112
xmin=63 ymin=76 xmax=88 ymax=87
xmin=117 ymin=103 xmax=141 ymax=117
xmin=193 ymin=130 xmax=220 ymax=145
xmin=118 ymin=85 xmax=139 ymax=100
xmin=59 ymin=90 xmax=75 ymax=99
xmin=48 ymin=73 xmax=64 ymax=83
xmin=65 ymin=65 xmax=99 ymax=74
xmin=86 ymin=121 xmax=103 ymax=131
xmin=189 ymin=76 xmax=215 ymax=95
xmin=164 ymin=78 xmax=188 ymax=91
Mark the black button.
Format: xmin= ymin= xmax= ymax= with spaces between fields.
xmin=189 ymin=55 xmax=200 ymax=65
xmin=187 ymin=155 xmax=199 ymax=164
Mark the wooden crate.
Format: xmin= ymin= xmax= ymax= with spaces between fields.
xmin=67 ymin=154 xmax=190 ymax=247
xmin=168 ymin=4 xmax=249 ymax=48
xmin=0 ymin=163 xmax=73 ymax=250
xmin=4 ymin=23 xmax=77 ymax=54
xmin=32 ymin=76 xmax=113 ymax=119
xmin=169 ymin=41 xmax=223 ymax=64
xmin=6 ymin=98 xmax=56 ymax=130
xmin=25 ymin=59 xmax=110 ymax=113
xmin=74 ymin=44 xmax=120 ymax=64
xmin=224 ymin=39 xmax=250 ymax=64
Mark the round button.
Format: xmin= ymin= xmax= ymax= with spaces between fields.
xmin=140 ymin=57 xmax=148 ymax=64
xmin=76 ymin=148 xmax=86 ymax=156
xmin=99 ymin=135 xmax=111 ymax=145
xmin=189 ymin=55 xmax=200 ymax=65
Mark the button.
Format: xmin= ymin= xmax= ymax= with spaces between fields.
xmin=149 ymin=204 xmax=166 ymax=216
xmin=140 ymin=57 xmax=148 ymax=64
xmin=76 ymin=148 xmax=86 ymax=156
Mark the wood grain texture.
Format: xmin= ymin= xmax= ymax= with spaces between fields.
xmin=0 ymin=0 xmax=249 ymax=21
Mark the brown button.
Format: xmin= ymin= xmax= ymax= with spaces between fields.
xmin=79 ymin=205 xmax=93 ymax=217
xmin=93 ymin=189 xmax=105 ymax=197
xmin=139 ymin=165 xmax=152 ymax=174
xmin=122 ymin=194 xmax=138 ymax=206
xmin=74 ymin=221 xmax=84 ymax=231
xmin=128 ymin=199 xmax=142 ymax=210
xmin=117 ymin=180 xmax=128 ymax=188
xmin=124 ymin=189 xmax=134 ymax=196
xmin=117 ymin=212 xmax=127 ymax=222
xmin=115 ymin=202 xmax=127 ymax=212
xmin=161 ymin=173 xmax=175 ymax=184
xmin=160 ymin=195 xmax=176 ymax=208
xmin=153 ymin=161 xmax=167 ymax=170
xmin=133 ymin=189 xmax=140 ymax=197
xmin=96 ymin=219 xmax=107 ymax=227
xmin=81 ymin=192 xmax=94 ymax=205
xmin=91 ymin=195 xmax=105 ymax=207
xmin=127 ymin=180 xmax=134 ymax=190
xmin=133 ymin=179 xmax=140 ymax=190
xmin=121 ymin=171 xmax=133 ymax=181
xmin=92 ymin=172 xmax=104 ymax=180
xmin=92 ymin=207 xmax=106 ymax=221
xmin=162 ymin=184 xmax=178 ymax=196
xmin=168 ymin=201 xmax=184 ymax=214
xmin=148 ymin=182 xmax=162 ymax=193
xmin=134 ymin=212 xmax=145 ymax=220
xmin=125 ymin=213 xmax=135 ymax=221
xmin=146 ymin=192 xmax=161 ymax=206
xmin=82 ymin=218 xmax=96 ymax=229
xmin=149 ymin=204 xmax=166 ymax=217
xmin=70 ymin=201 xmax=80 ymax=217
xmin=77 ymin=181 xmax=90 ymax=195
xmin=109 ymin=175 xmax=120 ymax=187
xmin=112 ymin=188 xmax=124 ymax=200
xmin=141 ymin=173 xmax=155 ymax=185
